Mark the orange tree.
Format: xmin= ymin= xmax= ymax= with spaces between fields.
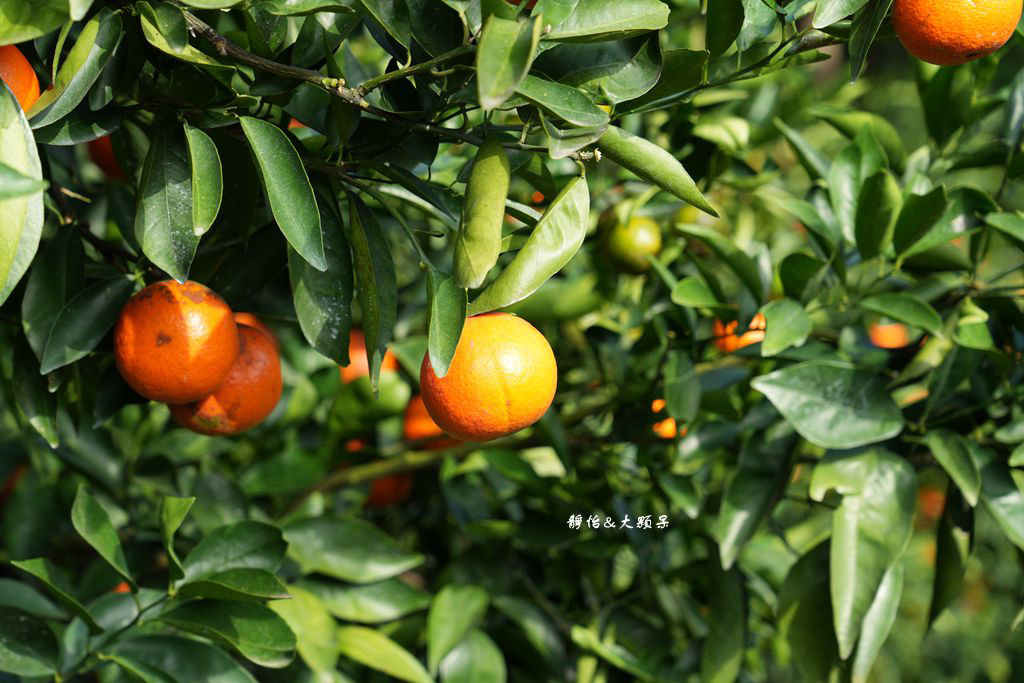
xmin=2 ymin=0 xmax=1024 ymax=681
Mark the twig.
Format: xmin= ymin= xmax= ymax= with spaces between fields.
xmin=356 ymin=44 xmax=475 ymax=95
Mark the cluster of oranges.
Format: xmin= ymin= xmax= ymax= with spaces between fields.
xmin=114 ymin=280 xmax=282 ymax=436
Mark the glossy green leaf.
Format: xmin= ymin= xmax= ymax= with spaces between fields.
xmin=928 ymin=489 xmax=972 ymax=625
xmin=738 ymin=0 xmax=777 ymax=52
xmin=39 ymin=276 xmax=134 ymax=375
xmin=105 ymin=635 xmax=258 ymax=683
xmin=178 ymin=568 xmax=290 ymax=602
xmin=427 ymin=268 xmax=466 ymax=379
xmin=284 ymin=517 xmax=424 ymax=584
xmin=240 ymin=116 xmax=326 ymax=270
xmin=184 ymin=124 xmax=223 ymax=236
xmin=492 ymin=595 xmax=565 ymax=669
xmin=337 ymin=625 xmax=433 ymax=683
xmin=829 ymin=133 xmax=885 ymax=244
xmin=269 ymin=585 xmax=339 ymax=672
xmin=0 ymin=161 xmax=46 ymax=199
xmin=893 ymin=187 xmax=950 ymax=257
xmin=849 ymin=0 xmax=893 ymax=82
xmin=751 ymin=361 xmax=904 ymax=449
xmin=534 ymin=35 xmax=662 ymax=104
xmin=855 ymin=170 xmax=901 ymax=259
xmin=760 ymin=298 xmax=811 ymax=356
xmin=778 ymin=544 xmax=840 ymax=682
xmin=150 ymin=2 xmax=188 ymax=52
xmin=571 ymin=624 xmax=659 ymax=681
xmin=440 ymin=629 xmax=507 ymax=683
xmin=809 ymin=448 xmax=916 ymax=659
xmin=860 ymin=292 xmax=942 ymax=336
xmin=160 ymin=600 xmax=295 ymax=668
xmin=182 ymin=0 xmax=244 ymax=7
xmin=920 ymin=430 xmax=981 ymax=507
xmin=515 ymin=75 xmax=609 ymax=127
xmin=974 ymin=445 xmax=1024 ymax=550
xmin=675 ymin=224 xmax=762 ymax=301
xmin=701 ymin=562 xmax=745 ymax=683
xmin=0 ymin=579 xmax=63 ymax=620
xmin=706 ymin=0 xmax=744 ymax=57
xmin=11 ymin=558 xmax=102 ymax=633
xmin=160 ymin=496 xmax=194 ymax=582
xmin=32 ymin=108 xmax=122 ymax=145
xmin=623 ymin=48 xmax=707 ymax=112
xmin=27 ymin=9 xmax=122 ymax=129
xmin=12 ymin=336 xmax=57 ymax=447
xmin=539 ymin=116 xmax=608 ymax=160
xmin=138 ymin=1 xmax=232 ymax=69
xmin=0 ymin=82 xmax=44 ymax=308
xmin=476 ymin=14 xmax=542 ymax=110
xmin=134 ymin=122 xmax=198 ymax=282
xmin=0 ymin=1 xmax=68 ymax=44
xmin=468 ymin=174 xmax=589 ymax=314
xmin=348 ymin=195 xmax=398 ymax=390
xmin=357 ymin=0 xmax=412 ymax=48
xmin=71 ymin=486 xmax=134 ymax=587
xmin=671 ymin=277 xmax=720 ymax=308
xmin=813 ymin=0 xmax=870 ymax=28
xmin=303 ymin=577 xmax=431 ymax=623
xmin=814 ymin=107 xmax=907 ymax=172
xmin=182 ymin=521 xmax=287 ymax=581
xmin=288 ymin=192 xmax=353 ymax=366
xmin=546 ymin=0 xmax=670 ymax=41
xmin=0 ymin=607 xmax=58 ymax=676
xmin=427 ymin=584 xmax=489 ymax=674
xmin=852 ymin=562 xmax=903 ymax=683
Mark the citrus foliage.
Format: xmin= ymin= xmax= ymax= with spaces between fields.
xmin=1 ymin=1 xmax=1024 ymax=682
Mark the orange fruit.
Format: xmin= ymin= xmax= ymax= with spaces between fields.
xmin=0 ymin=45 xmax=40 ymax=111
xmin=893 ymin=0 xmax=1023 ymax=65
xmin=869 ymin=322 xmax=910 ymax=349
xmin=340 ymin=329 xmax=398 ymax=383
xmin=112 ymin=582 xmax=132 ymax=594
xmin=602 ymin=215 xmax=662 ymax=274
xmin=713 ymin=313 xmax=767 ymax=353
xmin=87 ymin=136 xmax=127 ymax=181
xmin=420 ymin=313 xmax=557 ymax=441
xmin=0 ymin=465 xmax=26 ymax=509
xmin=115 ymin=280 xmax=239 ymax=404
xmin=403 ymin=395 xmax=458 ymax=449
xmin=234 ymin=312 xmax=277 ymax=350
xmin=650 ymin=399 xmax=687 ymax=440
xmin=530 ymin=190 xmax=546 ymax=204
xmin=366 ymin=473 xmax=413 ymax=507
xmin=169 ymin=323 xmax=282 ymax=435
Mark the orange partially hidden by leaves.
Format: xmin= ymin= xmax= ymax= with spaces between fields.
xmin=170 ymin=324 xmax=282 ymax=435
xmin=713 ymin=313 xmax=766 ymax=353
xmin=0 ymin=45 xmax=40 ymax=111
xmin=112 ymin=582 xmax=132 ymax=594
xmin=893 ymin=0 xmax=1022 ymax=66
xmin=366 ymin=473 xmax=413 ymax=507
xmin=869 ymin=322 xmax=910 ymax=349
xmin=87 ymin=136 xmax=127 ymax=181
xmin=115 ymin=280 xmax=239 ymax=404
xmin=650 ymin=399 xmax=687 ymax=440
xmin=0 ymin=465 xmax=27 ymax=509
xmin=403 ymin=395 xmax=458 ymax=449
xmin=340 ymin=329 xmax=398 ymax=383
xmin=530 ymin=190 xmax=545 ymax=204
xmin=420 ymin=313 xmax=557 ymax=442
xmin=234 ymin=312 xmax=277 ymax=350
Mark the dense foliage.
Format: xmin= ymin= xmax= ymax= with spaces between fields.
xmin=2 ymin=0 xmax=1024 ymax=681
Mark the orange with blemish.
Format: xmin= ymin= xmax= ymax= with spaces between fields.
xmin=234 ymin=312 xmax=277 ymax=350
xmin=420 ymin=313 xmax=557 ymax=442
xmin=340 ymin=329 xmax=398 ymax=383
xmin=114 ymin=280 xmax=239 ymax=404
xmin=0 ymin=45 xmax=40 ymax=111
xmin=170 ymin=324 xmax=282 ymax=435
xmin=713 ymin=313 xmax=766 ymax=353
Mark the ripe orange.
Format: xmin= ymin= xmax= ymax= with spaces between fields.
xmin=0 ymin=45 xmax=40 ymax=111
xmin=713 ymin=313 xmax=766 ymax=352
xmin=87 ymin=136 xmax=127 ymax=181
xmin=602 ymin=215 xmax=663 ymax=274
xmin=340 ymin=329 xmax=398 ymax=383
xmin=869 ymin=322 xmax=910 ymax=349
xmin=420 ymin=313 xmax=557 ymax=441
xmin=403 ymin=395 xmax=458 ymax=449
xmin=112 ymin=582 xmax=132 ymax=594
xmin=366 ymin=473 xmax=413 ymax=507
xmin=651 ymin=399 xmax=687 ymax=440
xmin=893 ymin=0 xmax=1023 ymax=65
xmin=114 ymin=280 xmax=239 ymax=404
xmin=170 ymin=323 xmax=282 ymax=435
xmin=234 ymin=312 xmax=277 ymax=350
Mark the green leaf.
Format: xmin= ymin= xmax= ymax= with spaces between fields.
xmin=12 ymin=335 xmax=57 ymax=447
xmin=779 ymin=252 xmax=827 ymax=302
xmin=809 ymin=448 xmax=916 ymax=659
xmin=534 ymin=35 xmax=663 ymax=105
xmin=674 ymin=224 xmax=762 ymax=301
xmin=0 ymin=579 xmax=64 ymax=620
xmin=546 ymin=0 xmax=670 ymax=41
xmin=774 ymin=117 xmax=831 ymax=182
xmin=348 ymin=195 xmax=398 ymax=391
xmin=284 ymin=517 xmax=424 ymax=583
xmin=0 ymin=607 xmax=58 ymax=676
xmin=104 ymin=635 xmax=258 ymax=683
xmin=974 ymin=445 xmax=1024 ymax=551
xmin=0 ymin=81 xmax=44 ymax=308
xmin=476 ymin=14 xmax=542 ymax=110
xmin=751 ymin=361 xmax=904 ymax=449
xmin=356 ymin=0 xmax=412 ymax=48
xmin=848 ymin=0 xmax=894 ymax=82
xmin=671 ymin=277 xmax=720 ymax=308
xmin=760 ymin=298 xmax=812 ymax=356
xmin=138 ymin=1 xmax=232 ymax=70
xmin=571 ymin=624 xmax=659 ymax=681
xmin=468 ymin=174 xmax=589 ymax=314
xmin=427 ymin=584 xmax=490 ymax=674
xmin=515 ymin=74 xmax=609 ymax=127
xmin=160 ymin=496 xmax=194 ymax=582
xmin=664 ymin=349 xmax=700 ymax=423
xmin=159 ymin=600 xmax=296 ymax=668
xmin=303 ymin=577 xmax=431 ymax=623
xmin=440 ymin=629 xmax=507 ymax=683
xmin=854 ymin=170 xmax=901 ymax=259
xmin=182 ymin=0 xmax=245 ymax=7
xmin=920 ymin=430 xmax=981 ymax=507
xmin=337 ymin=625 xmax=433 ymax=683
xmin=0 ymin=1 xmax=69 ymax=44
xmin=706 ymin=0 xmax=744 ymax=57
xmin=134 ymin=122 xmax=198 ymax=281
xmin=928 ymin=489 xmax=972 ymax=625
xmin=893 ymin=187 xmax=950 ymax=257
xmin=0 ymin=161 xmax=46 ymax=199
xmin=778 ymin=544 xmax=840 ymax=682
xmin=492 ymin=595 xmax=565 ymax=669
xmin=149 ymin=2 xmax=188 ymax=52
xmin=427 ymin=268 xmax=466 ymax=379
xmin=38 ymin=276 xmax=134 ymax=375
xmin=860 ymin=292 xmax=942 ymax=337
xmin=700 ymin=562 xmax=745 ymax=683
xmin=851 ymin=562 xmax=903 ymax=683
xmin=178 ymin=568 xmax=290 ymax=602
xmin=600 ymin=125 xmax=715 ymax=214
xmin=71 ymin=486 xmax=134 ymax=587
xmin=738 ymin=0 xmax=777 ymax=52
xmin=828 ymin=134 xmax=884 ymax=244
xmin=11 ymin=557 xmax=102 ymax=633
xmin=27 ymin=9 xmax=122 ymax=128
xmin=269 ymin=585 xmax=339 ymax=672
xmin=813 ymin=0 xmax=870 ymax=28
xmin=1005 ymin=70 xmax=1024 ymax=156
xmin=240 ymin=116 xmax=326 ymax=270
xmin=539 ymin=116 xmax=608 ymax=160
xmin=288 ymin=192 xmax=353 ymax=366
xmin=184 ymin=124 xmax=223 ymax=236
xmin=182 ymin=521 xmax=287 ymax=581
